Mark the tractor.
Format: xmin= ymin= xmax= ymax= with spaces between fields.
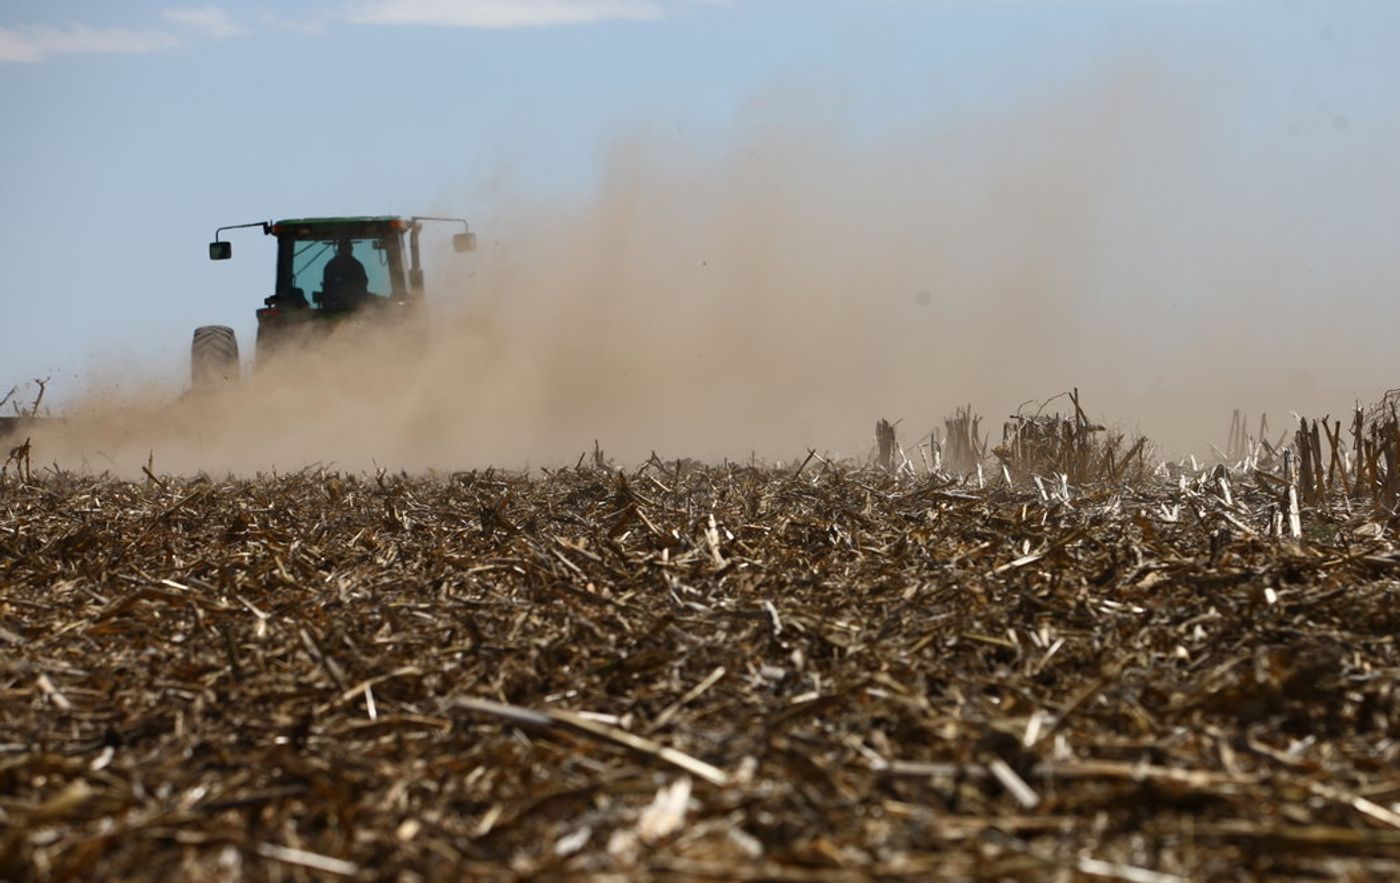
xmin=193 ymin=215 xmax=474 ymax=388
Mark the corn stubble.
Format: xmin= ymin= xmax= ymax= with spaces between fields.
xmin=3 ymin=426 xmax=1400 ymax=881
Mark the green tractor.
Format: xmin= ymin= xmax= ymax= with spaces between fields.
xmin=194 ymin=215 xmax=474 ymax=387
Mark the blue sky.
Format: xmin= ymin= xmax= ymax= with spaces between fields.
xmin=2 ymin=0 xmax=1398 ymax=416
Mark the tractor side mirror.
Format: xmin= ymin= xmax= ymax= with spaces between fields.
xmin=209 ymin=241 xmax=232 ymax=260
xmin=452 ymin=232 xmax=476 ymax=253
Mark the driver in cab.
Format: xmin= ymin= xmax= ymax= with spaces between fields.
xmin=321 ymin=238 xmax=370 ymax=309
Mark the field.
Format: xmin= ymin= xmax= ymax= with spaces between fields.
xmin=3 ymin=448 xmax=1400 ymax=881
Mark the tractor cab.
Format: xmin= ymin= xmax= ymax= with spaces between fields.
xmin=194 ymin=214 xmax=474 ymax=381
xmin=266 ymin=217 xmax=412 ymax=314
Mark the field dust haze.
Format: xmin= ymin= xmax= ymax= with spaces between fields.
xmin=29 ymin=68 xmax=1400 ymax=475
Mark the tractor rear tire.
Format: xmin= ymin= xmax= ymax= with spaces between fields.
xmin=191 ymin=325 xmax=240 ymax=390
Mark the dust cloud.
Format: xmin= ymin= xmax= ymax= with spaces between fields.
xmin=28 ymin=66 xmax=1400 ymax=475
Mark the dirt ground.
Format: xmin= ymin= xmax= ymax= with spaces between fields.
xmin=3 ymin=461 xmax=1400 ymax=881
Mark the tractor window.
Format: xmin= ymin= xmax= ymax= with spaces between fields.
xmin=291 ymin=237 xmax=394 ymax=308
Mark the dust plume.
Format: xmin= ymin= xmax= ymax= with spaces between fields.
xmin=28 ymin=64 xmax=1400 ymax=474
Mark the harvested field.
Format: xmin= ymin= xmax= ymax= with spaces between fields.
xmin=3 ymin=457 xmax=1400 ymax=881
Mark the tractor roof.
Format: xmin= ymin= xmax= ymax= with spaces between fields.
xmin=273 ymin=216 xmax=403 ymax=227
xmin=269 ymin=216 xmax=408 ymax=239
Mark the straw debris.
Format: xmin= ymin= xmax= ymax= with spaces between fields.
xmin=2 ymin=435 xmax=1400 ymax=879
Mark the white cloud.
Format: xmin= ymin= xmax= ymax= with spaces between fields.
xmin=0 ymin=0 xmax=678 ymax=63
xmin=345 ymin=0 xmax=663 ymax=28
xmin=0 ymin=24 xmax=180 ymax=63
xmin=162 ymin=6 xmax=249 ymax=38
